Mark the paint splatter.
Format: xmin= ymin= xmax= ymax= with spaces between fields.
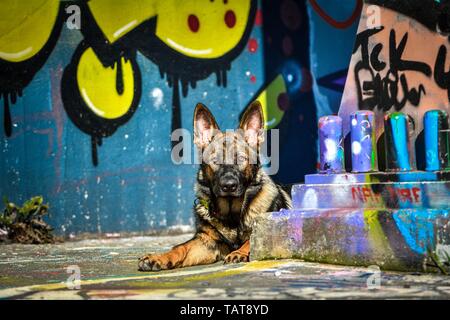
xmin=282 ymin=35 xmax=293 ymax=56
xmin=151 ymin=88 xmax=164 ymax=109
xmin=280 ymin=0 xmax=301 ymax=31
xmin=255 ymin=9 xmax=263 ymax=26
xmin=248 ymin=38 xmax=258 ymax=53
xmin=277 ymin=92 xmax=290 ymax=111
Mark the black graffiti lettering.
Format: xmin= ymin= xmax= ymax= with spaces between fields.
xmin=353 ymin=28 xmax=383 ymax=110
xmin=353 ymin=27 xmax=384 ymax=67
xmin=399 ymin=74 xmax=426 ymax=107
xmin=354 ymin=28 xmax=435 ymax=111
xmin=370 ymin=43 xmax=386 ymax=71
xmin=434 ymin=45 xmax=450 ymax=101
xmin=389 ymin=30 xmax=431 ymax=76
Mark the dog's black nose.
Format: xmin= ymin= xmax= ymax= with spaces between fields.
xmin=220 ymin=179 xmax=238 ymax=193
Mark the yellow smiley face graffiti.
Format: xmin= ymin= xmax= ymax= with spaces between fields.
xmin=155 ymin=0 xmax=253 ymax=58
xmin=0 ymin=0 xmax=63 ymax=137
xmin=87 ymin=0 xmax=253 ymax=58
xmin=64 ymin=0 xmax=257 ymax=167
xmin=76 ymin=48 xmax=136 ymax=120
xmin=0 ymin=0 xmax=258 ymax=165
xmin=0 ymin=0 xmax=59 ymax=62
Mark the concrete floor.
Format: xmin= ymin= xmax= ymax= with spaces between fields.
xmin=0 ymin=234 xmax=449 ymax=299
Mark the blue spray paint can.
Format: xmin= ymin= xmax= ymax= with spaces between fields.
xmin=424 ymin=109 xmax=449 ymax=171
xmin=350 ymin=111 xmax=377 ymax=173
xmin=384 ymin=112 xmax=416 ymax=171
xmin=441 ymin=129 xmax=450 ymax=170
xmin=318 ymin=115 xmax=344 ymax=173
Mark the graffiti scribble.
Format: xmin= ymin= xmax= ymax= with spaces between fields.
xmin=353 ymin=27 xmax=436 ymax=112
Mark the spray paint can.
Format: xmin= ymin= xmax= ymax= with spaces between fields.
xmin=424 ymin=109 xmax=449 ymax=171
xmin=350 ymin=110 xmax=377 ymax=172
xmin=318 ymin=115 xmax=344 ymax=173
xmin=384 ymin=112 xmax=416 ymax=171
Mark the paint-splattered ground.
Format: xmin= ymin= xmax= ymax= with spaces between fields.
xmin=0 ymin=234 xmax=449 ymax=300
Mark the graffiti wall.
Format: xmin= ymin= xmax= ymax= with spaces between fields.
xmin=262 ymin=0 xmax=360 ymax=182
xmin=308 ymin=0 xmax=362 ymax=117
xmin=254 ymin=0 xmax=450 ymax=272
xmin=339 ymin=0 xmax=450 ymax=169
xmin=0 ymin=0 xmax=360 ymax=235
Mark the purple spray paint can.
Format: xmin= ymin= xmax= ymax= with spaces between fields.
xmin=350 ymin=111 xmax=377 ymax=173
xmin=318 ymin=115 xmax=344 ymax=173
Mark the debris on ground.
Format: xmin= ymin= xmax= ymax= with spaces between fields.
xmin=0 ymin=196 xmax=60 ymax=244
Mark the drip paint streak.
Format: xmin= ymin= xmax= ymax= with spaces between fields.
xmin=116 ymin=59 xmax=124 ymax=95
xmin=157 ymin=64 xmax=230 ymax=146
xmin=3 ymin=95 xmax=12 ymax=137
xmin=216 ymin=69 xmax=228 ymax=87
xmin=91 ymin=136 xmax=103 ymax=167
xmin=171 ymin=79 xmax=182 ymax=155
xmin=91 ymin=136 xmax=98 ymax=166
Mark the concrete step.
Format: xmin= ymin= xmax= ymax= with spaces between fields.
xmin=292 ymin=181 xmax=450 ymax=210
xmin=304 ymin=171 xmax=450 ymax=184
xmin=250 ymin=208 xmax=450 ymax=273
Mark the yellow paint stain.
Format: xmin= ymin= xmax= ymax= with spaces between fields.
xmin=0 ymin=0 xmax=59 ymax=62
xmin=77 ymin=47 xmax=135 ymax=119
xmin=0 ymin=260 xmax=292 ymax=298
xmin=363 ymin=210 xmax=398 ymax=263
xmin=120 ymin=260 xmax=289 ymax=288
xmin=252 ymin=75 xmax=287 ymax=129
xmin=239 ymin=259 xmax=288 ymax=270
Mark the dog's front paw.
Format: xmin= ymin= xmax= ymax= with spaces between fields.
xmin=224 ymin=250 xmax=249 ymax=264
xmin=138 ymin=254 xmax=175 ymax=271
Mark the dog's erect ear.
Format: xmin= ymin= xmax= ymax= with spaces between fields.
xmin=239 ymin=101 xmax=265 ymax=147
xmin=193 ymin=103 xmax=220 ymax=148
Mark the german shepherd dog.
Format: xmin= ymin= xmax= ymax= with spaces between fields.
xmin=138 ymin=101 xmax=292 ymax=271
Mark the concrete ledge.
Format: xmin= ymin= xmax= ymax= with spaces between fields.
xmin=250 ymin=209 xmax=450 ymax=272
xmin=293 ymin=181 xmax=450 ymax=209
xmin=305 ymin=171 xmax=450 ymax=184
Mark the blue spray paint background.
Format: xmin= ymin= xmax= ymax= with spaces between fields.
xmin=0 ymin=25 xmax=264 ymax=235
xmin=0 ymin=0 xmax=360 ymax=235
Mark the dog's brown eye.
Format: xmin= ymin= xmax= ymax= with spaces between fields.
xmin=237 ymin=155 xmax=247 ymax=164
xmin=209 ymin=156 xmax=220 ymax=165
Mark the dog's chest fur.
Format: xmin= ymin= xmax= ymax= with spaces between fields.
xmin=194 ymin=169 xmax=291 ymax=248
